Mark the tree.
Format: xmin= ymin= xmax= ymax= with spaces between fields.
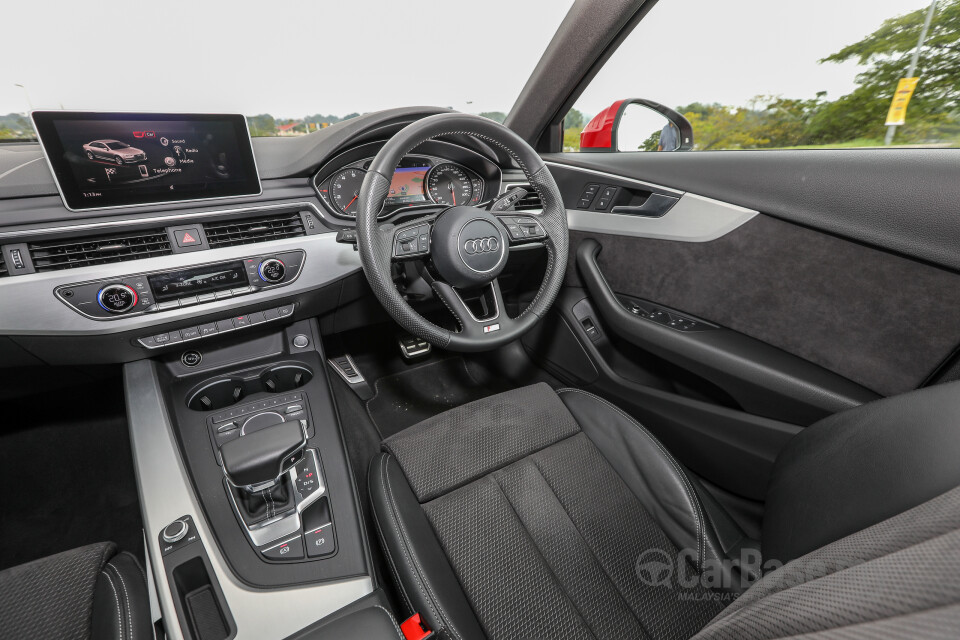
xmin=246 ymin=114 xmax=276 ymax=137
xmin=817 ymin=0 xmax=960 ymax=142
xmin=562 ymin=108 xmax=588 ymax=151
xmin=680 ymin=103 xmax=770 ymax=150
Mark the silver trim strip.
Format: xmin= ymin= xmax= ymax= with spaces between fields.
xmin=0 ymin=233 xmax=361 ymax=335
xmin=125 ymin=361 xmax=373 ymax=640
xmin=30 ymin=110 xmax=263 ymax=213
xmin=567 ymin=193 xmax=757 ymax=242
xmin=544 ymin=160 xmax=685 ymax=197
xmin=0 ymin=200 xmax=324 ymax=241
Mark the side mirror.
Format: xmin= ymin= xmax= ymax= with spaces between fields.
xmin=579 ymin=99 xmax=693 ymax=152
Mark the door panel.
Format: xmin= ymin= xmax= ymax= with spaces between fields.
xmin=526 ymin=150 xmax=960 ymax=501
xmin=568 ymin=216 xmax=960 ymax=397
xmin=574 ymin=237 xmax=878 ymax=423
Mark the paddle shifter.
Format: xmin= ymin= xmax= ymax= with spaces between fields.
xmin=220 ymin=418 xmax=307 ymax=526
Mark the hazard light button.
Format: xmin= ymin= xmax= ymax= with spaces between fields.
xmin=175 ymin=228 xmax=202 ymax=247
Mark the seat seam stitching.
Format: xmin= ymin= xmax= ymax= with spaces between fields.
xmin=403 ymin=429 xmax=584 ymax=503
xmin=383 ymin=455 xmax=466 ymax=640
xmin=370 ymin=472 xmax=414 ymax=613
xmin=101 ymin=569 xmax=124 ymax=640
xmin=106 ymin=562 xmax=133 ymax=640
xmin=556 ymin=388 xmax=707 ymax=569
xmin=371 ymin=604 xmax=406 ymax=640
xmin=378 ymin=455 xmax=430 ymax=620
xmin=487 ymin=472 xmax=600 ymax=640
xmin=527 ymin=452 xmax=657 ymax=640
xmin=120 ymin=551 xmax=148 ymax=588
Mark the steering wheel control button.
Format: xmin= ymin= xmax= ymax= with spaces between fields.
xmin=181 ymin=350 xmax=202 ymax=367
xmin=500 ymin=216 xmax=545 ymax=241
xmin=258 ymin=258 xmax=286 ymax=283
xmin=394 ymin=224 xmax=431 ymax=258
xmin=160 ymin=516 xmax=199 ymax=556
xmin=97 ymin=284 xmax=138 ymax=313
xmin=261 ymin=535 xmax=304 ymax=561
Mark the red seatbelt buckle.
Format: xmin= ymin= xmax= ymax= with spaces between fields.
xmin=400 ymin=613 xmax=433 ymax=640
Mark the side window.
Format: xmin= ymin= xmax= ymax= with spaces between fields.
xmin=565 ymin=0 xmax=958 ymax=152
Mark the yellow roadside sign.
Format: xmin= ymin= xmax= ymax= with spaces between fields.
xmin=885 ymin=77 xmax=919 ymax=126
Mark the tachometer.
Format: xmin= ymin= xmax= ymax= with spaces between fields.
xmin=330 ymin=168 xmax=366 ymax=216
xmin=427 ymin=164 xmax=473 ymax=206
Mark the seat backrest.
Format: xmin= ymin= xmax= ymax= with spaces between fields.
xmin=762 ymin=380 xmax=960 ymax=566
xmin=694 ymin=483 xmax=960 ymax=639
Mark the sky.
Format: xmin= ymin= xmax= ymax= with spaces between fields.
xmin=1 ymin=0 xmax=935 ymax=122
xmin=575 ymin=0 xmax=935 ymax=117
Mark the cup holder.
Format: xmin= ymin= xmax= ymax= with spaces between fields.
xmin=186 ymin=379 xmax=245 ymax=412
xmin=260 ymin=365 xmax=313 ymax=393
xmin=185 ymin=363 xmax=314 ymax=412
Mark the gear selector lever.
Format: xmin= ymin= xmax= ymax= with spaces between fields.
xmin=220 ymin=418 xmax=307 ymax=489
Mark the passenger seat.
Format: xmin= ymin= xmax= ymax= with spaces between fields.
xmin=0 ymin=542 xmax=152 ymax=640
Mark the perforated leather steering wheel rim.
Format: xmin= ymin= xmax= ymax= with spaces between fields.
xmin=355 ymin=113 xmax=568 ymax=352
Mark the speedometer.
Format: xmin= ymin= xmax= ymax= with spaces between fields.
xmin=331 ymin=168 xmax=366 ymax=216
xmin=427 ymin=164 xmax=473 ymax=206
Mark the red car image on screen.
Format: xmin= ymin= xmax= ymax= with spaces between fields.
xmin=82 ymin=139 xmax=147 ymax=164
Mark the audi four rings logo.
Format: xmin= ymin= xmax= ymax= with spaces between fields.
xmin=464 ymin=237 xmax=499 ymax=254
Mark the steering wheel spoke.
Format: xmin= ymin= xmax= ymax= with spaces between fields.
xmin=355 ymin=113 xmax=567 ymax=352
xmin=433 ymin=279 xmax=512 ymax=339
xmin=390 ymin=219 xmax=433 ymax=262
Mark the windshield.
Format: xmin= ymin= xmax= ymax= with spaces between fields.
xmin=1 ymin=0 xmax=573 ymax=140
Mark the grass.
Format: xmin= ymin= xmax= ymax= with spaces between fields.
xmin=773 ymin=137 xmax=960 ymax=150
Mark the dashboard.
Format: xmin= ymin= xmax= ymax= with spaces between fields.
xmin=0 ymin=107 xmax=534 ymax=368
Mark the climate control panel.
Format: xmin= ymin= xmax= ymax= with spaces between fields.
xmin=55 ymin=250 xmax=305 ymax=320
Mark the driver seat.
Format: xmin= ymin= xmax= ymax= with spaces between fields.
xmin=369 ymin=382 xmax=960 ymax=639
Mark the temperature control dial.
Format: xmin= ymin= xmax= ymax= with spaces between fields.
xmin=258 ymin=259 xmax=286 ymax=283
xmin=97 ymin=284 xmax=138 ymax=313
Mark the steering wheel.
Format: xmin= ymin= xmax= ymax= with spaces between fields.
xmin=355 ymin=113 xmax=568 ymax=352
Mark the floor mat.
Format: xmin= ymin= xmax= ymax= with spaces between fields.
xmin=0 ymin=375 xmax=143 ymax=570
xmin=366 ymin=357 xmax=510 ymax=439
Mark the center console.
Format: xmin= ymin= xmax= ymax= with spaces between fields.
xmin=125 ymin=317 xmax=383 ymax=640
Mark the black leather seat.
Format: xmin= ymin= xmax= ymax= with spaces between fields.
xmin=370 ymin=382 xmax=960 ymax=639
xmin=0 ymin=542 xmax=152 ymax=640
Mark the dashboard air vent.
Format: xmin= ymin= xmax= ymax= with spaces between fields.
xmin=204 ymin=211 xmax=307 ymax=248
xmin=28 ymin=229 xmax=172 ymax=272
xmin=0 ymin=253 xmax=6 ymax=277
xmin=509 ymin=185 xmax=542 ymax=211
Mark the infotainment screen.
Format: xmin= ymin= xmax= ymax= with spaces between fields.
xmin=31 ymin=112 xmax=261 ymax=211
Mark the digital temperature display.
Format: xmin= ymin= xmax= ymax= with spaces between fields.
xmin=148 ymin=261 xmax=246 ymax=301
